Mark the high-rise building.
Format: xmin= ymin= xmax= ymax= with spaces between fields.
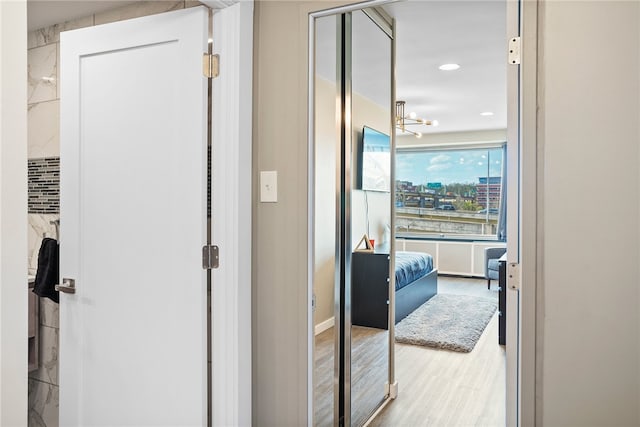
xmin=476 ymin=177 xmax=501 ymax=208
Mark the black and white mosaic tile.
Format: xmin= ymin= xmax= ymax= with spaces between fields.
xmin=28 ymin=157 xmax=59 ymax=214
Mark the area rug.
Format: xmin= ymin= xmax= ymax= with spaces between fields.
xmin=395 ymin=294 xmax=497 ymax=353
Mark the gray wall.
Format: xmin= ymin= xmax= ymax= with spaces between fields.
xmin=252 ymin=2 xmax=344 ymax=424
xmin=252 ymin=0 xmax=640 ymax=425
xmin=538 ymin=1 xmax=639 ymax=425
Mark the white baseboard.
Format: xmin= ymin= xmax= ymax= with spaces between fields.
xmin=315 ymin=317 xmax=334 ymax=335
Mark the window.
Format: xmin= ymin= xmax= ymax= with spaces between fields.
xmin=396 ymin=144 xmax=506 ymax=239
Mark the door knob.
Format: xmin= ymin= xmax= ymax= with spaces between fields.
xmin=55 ymin=278 xmax=76 ymax=294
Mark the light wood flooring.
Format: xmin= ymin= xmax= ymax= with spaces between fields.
xmin=314 ymin=276 xmax=505 ymax=427
xmin=315 ymin=325 xmax=389 ymax=427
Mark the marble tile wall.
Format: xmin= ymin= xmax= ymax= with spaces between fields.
xmin=27 ymin=215 xmax=59 ymax=427
xmin=28 ymin=102 xmax=59 ymax=159
xmin=28 ymin=214 xmax=60 ymax=275
xmin=27 ymin=44 xmax=57 ymax=104
xmin=28 ymin=379 xmax=59 ymax=427
xmin=28 ymin=16 xmax=94 ymax=50
xmin=26 ymin=2 xmax=201 ymax=426
xmin=27 ymin=11 xmax=63 ymax=426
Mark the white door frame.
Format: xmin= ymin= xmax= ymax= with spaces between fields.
xmin=0 ymin=1 xmax=28 ymax=426
xmin=0 ymin=1 xmax=252 ymax=425
xmin=206 ymin=1 xmax=254 ymax=425
xmin=505 ymin=0 xmax=519 ymax=424
xmin=513 ymin=0 xmax=538 ymax=425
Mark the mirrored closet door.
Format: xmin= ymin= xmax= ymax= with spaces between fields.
xmin=311 ymin=5 xmax=394 ymax=426
xmin=349 ymin=8 xmax=392 ymax=427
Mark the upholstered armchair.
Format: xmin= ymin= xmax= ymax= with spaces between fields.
xmin=484 ymin=247 xmax=507 ymax=289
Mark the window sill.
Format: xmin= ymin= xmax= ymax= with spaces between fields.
xmin=396 ymin=232 xmax=504 ymax=243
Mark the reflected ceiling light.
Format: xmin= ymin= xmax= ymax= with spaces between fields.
xmin=480 ymin=111 xmax=494 ymax=116
xmin=395 ymin=101 xmax=437 ymax=138
xmin=438 ymin=63 xmax=460 ymax=71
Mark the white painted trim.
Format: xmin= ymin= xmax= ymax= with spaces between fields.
xmin=211 ymin=2 xmax=253 ymax=426
xmin=201 ymin=0 xmax=239 ymax=10
xmin=315 ymin=317 xmax=335 ymax=336
xmin=0 ymin=1 xmax=28 ymax=425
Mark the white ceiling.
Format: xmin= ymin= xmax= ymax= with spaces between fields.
xmin=390 ymin=1 xmax=507 ymax=134
xmin=317 ymin=0 xmax=507 ymax=135
xmin=27 ymin=0 xmax=137 ymax=30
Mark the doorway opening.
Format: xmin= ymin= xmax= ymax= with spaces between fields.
xmin=24 ymin=3 xmax=252 ymax=426
xmin=310 ymin=0 xmax=520 ymax=425
xmin=375 ymin=1 xmax=508 ymax=424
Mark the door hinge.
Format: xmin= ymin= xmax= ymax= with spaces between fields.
xmin=202 ymin=245 xmax=219 ymax=269
xmin=203 ymin=53 xmax=220 ymax=78
xmin=312 ymin=293 xmax=316 ymax=311
xmin=507 ymin=262 xmax=520 ymax=290
xmin=508 ymin=37 xmax=521 ymax=65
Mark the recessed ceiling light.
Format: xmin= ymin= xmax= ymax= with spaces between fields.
xmin=438 ymin=63 xmax=460 ymax=71
xmin=480 ymin=111 xmax=494 ymax=116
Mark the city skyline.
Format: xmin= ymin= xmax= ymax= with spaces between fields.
xmin=396 ymin=147 xmax=503 ymax=186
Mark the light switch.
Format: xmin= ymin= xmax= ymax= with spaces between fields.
xmin=260 ymin=171 xmax=277 ymax=203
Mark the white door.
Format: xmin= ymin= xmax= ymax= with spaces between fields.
xmin=59 ymin=7 xmax=209 ymax=426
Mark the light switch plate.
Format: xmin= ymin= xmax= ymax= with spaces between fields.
xmin=260 ymin=171 xmax=277 ymax=203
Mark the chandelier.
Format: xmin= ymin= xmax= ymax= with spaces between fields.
xmin=395 ymin=100 xmax=438 ymax=138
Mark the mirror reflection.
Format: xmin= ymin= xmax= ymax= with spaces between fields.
xmin=313 ymin=8 xmax=393 ymax=426
xmin=349 ymin=8 xmax=391 ymax=426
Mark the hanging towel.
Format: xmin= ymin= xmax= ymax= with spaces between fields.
xmin=32 ymin=238 xmax=59 ymax=303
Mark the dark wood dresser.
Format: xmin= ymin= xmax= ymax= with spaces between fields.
xmin=351 ymin=250 xmax=391 ymax=330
